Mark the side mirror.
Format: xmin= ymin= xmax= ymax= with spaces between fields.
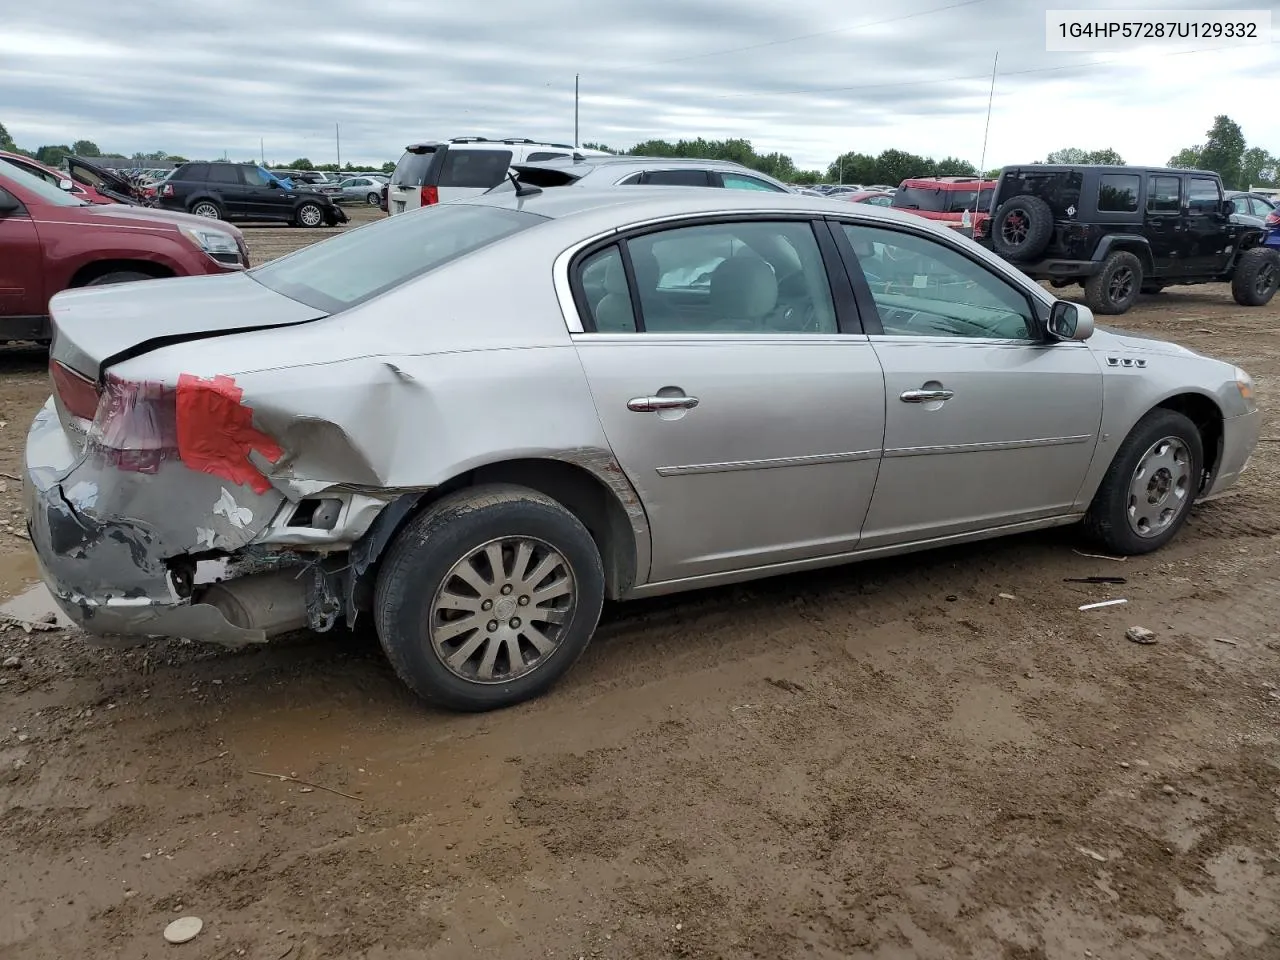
xmin=0 ymin=192 xmax=20 ymax=214
xmin=1048 ymin=300 xmax=1094 ymax=341
xmin=58 ymin=179 xmax=74 ymax=191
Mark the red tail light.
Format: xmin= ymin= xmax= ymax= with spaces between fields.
xmin=50 ymin=360 xmax=100 ymax=420
xmin=161 ymin=184 xmax=174 ymax=197
xmin=420 ymin=185 xmax=438 ymax=206
xmin=89 ymin=376 xmax=180 ymax=475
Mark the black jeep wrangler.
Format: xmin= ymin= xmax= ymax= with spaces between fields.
xmin=977 ymin=165 xmax=1279 ymax=315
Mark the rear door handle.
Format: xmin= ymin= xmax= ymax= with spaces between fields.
xmin=628 ymin=396 xmax=700 ymax=412
xmin=900 ymin=389 xmax=954 ymax=403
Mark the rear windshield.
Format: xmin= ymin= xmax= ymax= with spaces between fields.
xmin=997 ymin=170 xmax=1083 ymax=217
xmin=391 ymin=148 xmax=438 ymax=186
xmin=891 ymin=186 xmax=947 ymax=213
xmin=250 ymin=203 xmax=545 ymax=312
xmin=439 ymin=149 xmax=514 ymax=188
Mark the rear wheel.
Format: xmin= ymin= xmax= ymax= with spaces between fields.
xmin=190 ymin=200 xmax=221 ymax=220
xmin=374 ymin=485 xmax=605 ymax=712
xmin=296 ymin=202 xmax=325 ymax=228
xmin=366 ymin=191 xmax=380 ymax=205
xmin=1084 ymin=251 xmax=1143 ymax=315
xmin=1231 ymin=247 xmax=1280 ymax=306
xmin=1083 ymin=409 xmax=1203 ymax=555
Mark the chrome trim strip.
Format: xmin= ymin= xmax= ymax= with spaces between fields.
xmin=657 ymin=448 xmax=880 ymax=477
xmin=884 ymin=434 xmax=1093 ymax=458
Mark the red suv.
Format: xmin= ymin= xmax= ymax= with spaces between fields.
xmin=1 ymin=151 xmax=116 ymax=205
xmin=0 ymin=163 xmax=249 ymax=342
xmin=891 ymin=177 xmax=996 ymax=235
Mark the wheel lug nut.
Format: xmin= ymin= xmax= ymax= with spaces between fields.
xmin=481 ymin=600 xmax=493 ymax=611
xmin=487 ymin=620 xmax=499 ymax=632
xmin=510 ymin=618 xmax=521 ymax=629
xmin=518 ymin=596 xmax=529 ymax=606
xmin=501 ymin=584 xmax=513 ymax=595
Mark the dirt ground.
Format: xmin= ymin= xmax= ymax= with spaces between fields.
xmin=1 ymin=208 xmax=1278 ymax=960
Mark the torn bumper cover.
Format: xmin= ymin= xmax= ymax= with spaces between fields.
xmin=24 ymin=398 xmax=291 ymax=647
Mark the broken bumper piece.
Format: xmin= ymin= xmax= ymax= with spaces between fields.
xmin=24 ymin=398 xmax=291 ymax=648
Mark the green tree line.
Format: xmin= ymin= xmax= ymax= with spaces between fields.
xmin=5 ymin=116 xmax=1275 ymax=189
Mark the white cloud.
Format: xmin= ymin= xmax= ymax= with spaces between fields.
xmin=3 ymin=0 xmax=1277 ymax=170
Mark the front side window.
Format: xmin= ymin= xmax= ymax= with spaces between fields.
xmin=242 ymin=167 xmax=274 ymax=187
xmin=721 ymin=172 xmax=786 ymax=192
xmin=842 ymin=223 xmax=1035 ymax=340
xmin=1098 ymin=174 xmax=1140 ymax=213
xmin=1147 ymin=176 xmax=1180 ymax=213
xmin=1187 ymin=177 xmax=1221 ymax=214
xmin=0 ymin=161 xmax=84 ymax=207
xmin=621 ymin=220 xmax=837 ymax=334
xmin=438 ymin=149 xmax=514 ymax=188
xmin=251 ymin=204 xmax=544 ymax=312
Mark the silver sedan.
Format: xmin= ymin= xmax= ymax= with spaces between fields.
xmin=332 ymin=176 xmax=388 ymax=205
xmin=26 ymin=189 xmax=1261 ymax=711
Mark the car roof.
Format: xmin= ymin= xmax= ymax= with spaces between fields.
xmin=1000 ymin=164 xmax=1220 ymax=178
xmin=519 ymin=154 xmax=754 ymax=170
xmin=465 ymin=184 xmax=955 ymax=232
xmin=900 ymin=177 xmax=996 ymax=189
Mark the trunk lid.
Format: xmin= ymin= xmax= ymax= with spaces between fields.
xmin=50 ymin=272 xmax=327 ymax=380
xmin=66 ymin=156 xmax=139 ymax=204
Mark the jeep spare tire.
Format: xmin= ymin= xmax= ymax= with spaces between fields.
xmin=991 ymin=195 xmax=1054 ymax=262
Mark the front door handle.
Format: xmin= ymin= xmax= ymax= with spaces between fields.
xmin=900 ymin=389 xmax=954 ymax=403
xmin=628 ymin=396 xmax=700 ymax=412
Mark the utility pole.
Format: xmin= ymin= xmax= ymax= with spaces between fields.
xmin=335 ymin=123 xmax=341 ymax=170
xmin=978 ymin=51 xmax=998 ymax=176
xmin=574 ymin=75 xmax=580 ymax=148
xmin=260 ymin=138 xmax=265 ymax=165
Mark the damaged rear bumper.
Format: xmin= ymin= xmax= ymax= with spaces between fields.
xmin=24 ymin=398 xmax=293 ymax=647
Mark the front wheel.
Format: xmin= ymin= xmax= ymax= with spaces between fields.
xmin=85 ymin=271 xmax=154 ymax=286
xmin=1083 ymin=409 xmax=1203 ymax=555
xmin=1231 ymin=247 xmax=1280 ymax=307
xmin=374 ymin=485 xmax=605 ymax=712
xmin=296 ymin=202 xmax=325 ymax=228
xmin=1084 ymin=251 xmax=1143 ymax=315
xmin=366 ymin=192 xmax=380 ymax=205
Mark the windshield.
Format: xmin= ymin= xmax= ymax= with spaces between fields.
xmin=0 ymin=159 xmax=87 ymax=207
xmin=250 ymin=203 xmax=546 ymax=312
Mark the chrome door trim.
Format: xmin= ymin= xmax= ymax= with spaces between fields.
xmin=656 ymin=448 xmax=880 ymax=478
xmin=884 ymin=434 xmax=1094 ymax=458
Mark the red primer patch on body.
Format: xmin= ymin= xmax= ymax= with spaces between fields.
xmin=175 ymin=374 xmax=282 ymax=494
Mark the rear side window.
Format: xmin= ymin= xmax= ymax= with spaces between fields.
xmin=642 ymin=169 xmax=712 ymax=186
xmin=250 ymin=204 xmax=545 ymax=312
xmin=391 ymin=148 xmax=437 ymax=186
xmin=996 ymin=170 xmax=1083 ymax=218
xmin=721 ymin=172 xmax=787 ymax=192
xmin=179 ymin=164 xmax=210 ymax=182
xmin=1187 ymin=177 xmax=1221 ymax=214
xmin=891 ymin=187 xmax=947 ymax=213
xmin=438 ymin=150 xmax=514 ymax=188
xmin=207 ymin=165 xmax=239 ymax=184
xmin=525 ymin=151 xmax=570 ymax=162
xmin=1097 ymin=174 xmax=1139 ymax=213
xmin=1147 ymin=176 xmax=1180 ymax=213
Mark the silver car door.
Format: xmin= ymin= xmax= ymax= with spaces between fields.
xmin=834 ymin=220 xmax=1104 ymax=547
xmin=568 ymin=218 xmax=886 ymax=586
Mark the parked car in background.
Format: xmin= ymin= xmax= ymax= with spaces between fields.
xmin=335 ymin=176 xmax=387 ymax=205
xmin=157 ymin=162 xmax=348 ymax=227
xmin=0 ymin=162 xmax=248 ymax=341
xmin=1225 ymin=191 xmax=1279 ymax=227
xmin=387 ymin=137 xmax=613 ymax=215
xmin=891 ymin=177 xmax=995 ymax=234
xmin=26 ymin=187 xmax=1258 ymax=713
xmin=1 ymin=151 xmax=116 ymax=205
xmin=841 ymin=190 xmax=896 ymax=206
xmin=979 ymin=164 xmax=1278 ymax=314
xmin=503 ymin=155 xmax=794 ymax=194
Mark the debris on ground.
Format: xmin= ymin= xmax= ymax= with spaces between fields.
xmin=163 ymin=917 xmax=203 ymax=944
xmin=1126 ymin=627 xmax=1158 ymax=645
xmin=1077 ymin=847 xmax=1108 ymax=862
xmin=1079 ymin=599 xmax=1128 ymax=611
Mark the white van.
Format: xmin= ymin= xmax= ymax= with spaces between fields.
xmin=386 ymin=137 xmax=613 ymax=215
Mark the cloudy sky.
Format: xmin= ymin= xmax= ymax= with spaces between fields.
xmin=5 ymin=0 xmax=1277 ymax=172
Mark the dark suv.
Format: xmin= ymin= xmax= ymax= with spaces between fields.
xmin=157 ymin=162 xmax=347 ymax=228
xmin=978 ymin=165 xmax=1279 ymax=315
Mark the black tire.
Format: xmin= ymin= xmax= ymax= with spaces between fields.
xmin=374 ymin=484 xmax=605 ymax=712
xmin=366 ymin=192 xmax=380 ymax=205
xmin=1230 ymin=247 xmax=1280 ymax=307
xmin=1083 ymin=409 xmax=1203 ymax=555
xmin=1084 ymin=251 xmax=1143 ymax=315
xmin=189 ymin=199 xmax=222 ymax=220
xmin=991 ymin=194 xmax=1054 ymax=261
xmin=296 ymin=201 xmax=325 ymax=228
xmin=85 ymin=271 xmax=154 ymax=286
